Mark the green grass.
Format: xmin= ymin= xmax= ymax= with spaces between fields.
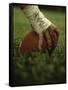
xmin=13 ymin=7 xmax=32 ymax=43
xmin=12 ymin=7 xmax=66 ymax=86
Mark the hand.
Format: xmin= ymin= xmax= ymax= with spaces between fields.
xmin=32 ymin=24 xmax=59 ymax=51
xmin=42 ymin=24 xmax=59 ymax=55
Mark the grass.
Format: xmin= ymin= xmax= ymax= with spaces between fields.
xmin=12 ymin=7 xmax=66 ymax=86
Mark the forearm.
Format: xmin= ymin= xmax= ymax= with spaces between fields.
xmin=22 ymin=5 xmax=52 ymax=34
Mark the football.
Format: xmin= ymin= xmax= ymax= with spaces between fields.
xmin=19 ymin=31 xmax=40 ymax=52
xmin=19 ymin=28 xmax=59 ymax=52
xmin=19 ymin=31 xmax=50 ymax=52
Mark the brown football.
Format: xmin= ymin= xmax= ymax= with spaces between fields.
xmin=19 ymin=28 xmax=59 ymax=52
xmin=19 ymin=31 xmax=39 ymax=52
xmin=19 ymin=31 xmax=51 ymax=52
